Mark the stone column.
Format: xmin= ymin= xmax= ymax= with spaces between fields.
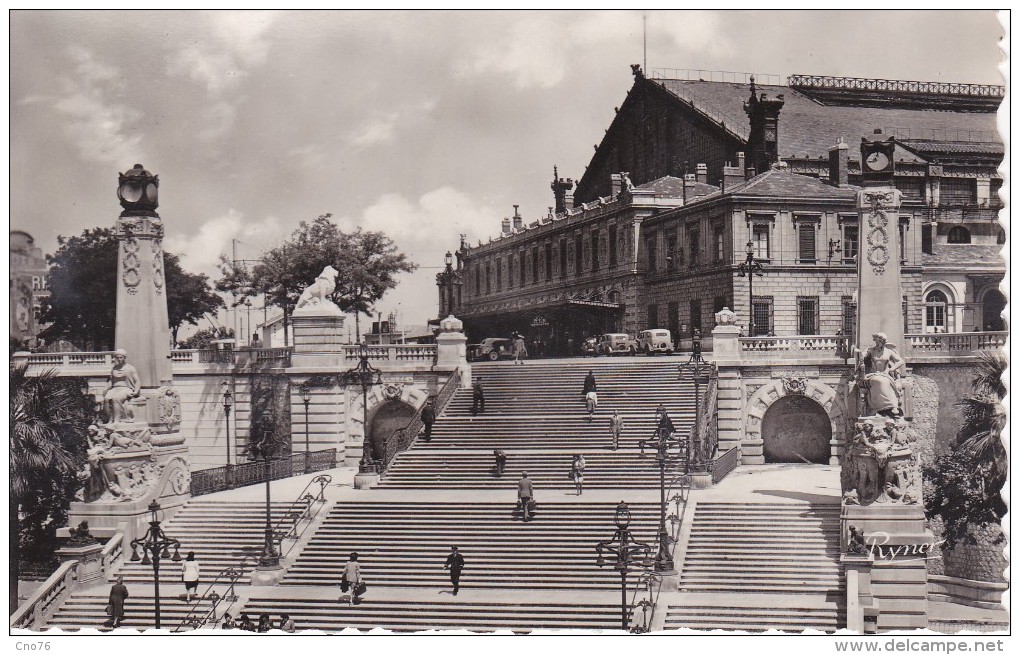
xmin=291 ymin=297 xmax=346 ymax=369
xmin=711 ymin=307 xmax=741 ymax=362
xmin=436 ymin=314 xmax=471 ymax=388
xmin=856 ymin=188 xmax=904 ymax=348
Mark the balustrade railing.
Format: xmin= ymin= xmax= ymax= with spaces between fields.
xmin=739 ymin=335 xmax=841 ymax=353
xmin=190 ymin=448 xmax=337 ymax=497
xmin=13 ymin=348 xmax=294 ymax=371
xmin=341 ymin=343 xmax=437 ymax=362
xmin=906 ymin=331 xmax=1007 ymax=353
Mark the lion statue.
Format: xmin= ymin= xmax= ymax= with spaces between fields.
xmin=297 ymin=266 xmax=339 ymax=308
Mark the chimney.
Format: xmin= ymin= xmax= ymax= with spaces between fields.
xmin=828 ymin=138 xmax=849 ymax=187
xmin=696 ymin=163 xmax=708 ymax=185
xmin=723 ymin=152 xmax=745 ymax=190
xmin=610 ymin=173 xmax=623 ymax=197
xmin=551 ymin=166 xmax=575 ymax=214
xmin=512 ymin=205 xmax=523 ymax=231
xmin=501 ymin=217 xmax=512 ymax=235
xmin=684 ymin=173 xmax=697 ymax=183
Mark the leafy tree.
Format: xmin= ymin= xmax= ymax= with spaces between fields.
xmin=176 ymin=327 xmax=234 ymax=350
xmin=10 ymin=366 xmax=92 ymax=612
xmin=924 ymin=352 xmax=1007 ymax=549
xmin=217 ymin=214 xmax=416 ymax=342
xmin=40 ymin=228 xmax=224 ymax=350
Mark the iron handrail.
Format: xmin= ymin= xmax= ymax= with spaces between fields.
xmin=374 ymin=369 xmax=463 ymax=474
xmin=172 ymin=562 xmax=247 ymax=632
xmin=627 ymin=571 xmax=664 ymax=633
xmin=270 ymin=474 xmax=332 ymax=558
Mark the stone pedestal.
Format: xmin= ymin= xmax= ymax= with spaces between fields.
xmin=436 ymin=315 xmax=471 ymax=388
xmin=291 ymin=303 xmax=346 ymax=368
xmin=56 ymin=543 xmax=106 ymax=586
xmin=353 ymin=472 xmax=381 ymax=489
xmin=856 ymin=187 xmax=904 ymax=348
xmin=689 ymin=472 xmax=713 ymax=489
xmin=711 ymin=323 xmax=741 ymax=362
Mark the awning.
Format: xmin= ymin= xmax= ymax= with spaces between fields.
xmin=567 ymin=299 xmax=625 ymax=309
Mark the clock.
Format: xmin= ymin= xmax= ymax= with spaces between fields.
xmin=865 ymin=151 xmax=890 ymax=172
xmin=117 ymin=164 xmax=160 ymax=215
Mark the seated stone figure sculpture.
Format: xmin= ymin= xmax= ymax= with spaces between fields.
xmin=857 ymin=333 xmax=904 ymax=417
xmin=103 ymin=349 xmax=140 ymax=424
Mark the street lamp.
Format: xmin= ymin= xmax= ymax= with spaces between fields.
xmin=737 ymin=240 xmax=765 ymax=336
xmin=249 ymin=431 xmax=281 ymax=571
xmin=129 ymin=501 xmax=181 ymax=629
xmin=679 ymin=348 xmax=713 ymax=472
xmin=221 ymin=382 xmax=233 ymax=488
xmin=339 ymin=341 xmax=384 ymax=473
xmin=299 ymin=383 xmax=312 ymax=473
xmin=444 ymin=251 xmax=454 ymax=270
xmin=646 ymin=415 xmax=686 ymax=575
xmin=595 ymin=501 xmax=654 ymax=631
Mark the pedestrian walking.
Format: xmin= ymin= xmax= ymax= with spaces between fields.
xmin=182 ymin=551 xmax=200 ymax=602
xmin=341 ymin=552 xmax=365 ymax=605
xmin=517 ymin=472 xmax=535 ymax=522
xmin=512 ymin=333 xmax=528 ymax=365
xmin=571 ymin=454 xmax=586 ymax=496
xmin=106 ymin=575 xmax=128 ymax=628
xmin=444 ymin=546 xmax=466 ymax=595
xmin=609 ymin=410 xmax=625 ymax=450
xmin=494 ymin=449 xmax=508 ymax=478
xmin=421 ymin=398 xmax=436 ymax=442
xmin=642 ymin=405 xmax=676 ymax=454
xmin=583 ymin=370 xmax=598 ymax=420
xmin=471 ymin=378 xmax=485 ymax=415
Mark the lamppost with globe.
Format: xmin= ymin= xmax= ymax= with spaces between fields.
xmin=129 ymin=500 xmax=181 ymax=629
xmin=339 ymin=342 xmax=384 ymax=472
xmin=221 ymin=382 xmax=233 ymax=488
xmin=299 ymin=383 xmax=312 ymax=473
xmin=737 ymin=240 xmax=766 ymax=336
xmin=595 ymin=501 xmax=654 ymax=631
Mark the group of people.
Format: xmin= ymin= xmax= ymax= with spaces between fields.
xmin=222 ymin=612 xmax=296 ymax=632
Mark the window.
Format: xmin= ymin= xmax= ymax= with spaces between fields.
xmin=842 ymin=224 xmax=859 ymax=263
xmin=940 ymin=178 xmax=976 ymax=204
xmin=689 ymin=300 xmax=702 ymax=334
xmin=752 ymin=224 xmax=770 ymax=260
xmin=797 ymin=296 xmax=819 ymax=335
xmin=895 ymin=177 xmax=924 ymax=200
xmin=798 ymin=224 xmax=817 ymax=262
xmin=545 ymin=243 xmax=553 ymax=281
xmin=591 ymin=230 xmax=600 ymax=272
xmin=688 ymin=227 xmax=700 ymax=264
xmin=665 ymin=229 xmax=678 ymax=273
xmin=507 ymin=257 xmax=513 ymax=289
xmin=496 ymin=258 xmax=502 ymax=291
xmin=841 ymin=296 xmax=857 ymax=340
xmin=647 ymin=304 xmax=659 ymax=330
xmin=474 ymin=265 xmax=480 ymax=295
xmin=714 ymin=226 xmax=725 ymax=262
xmin=668 ymin=301 xmax=679 ymax=344
xmin=947 ymin=226 xmax=971 ymax=244
xmin=485 ymin=262 xmax=492 ymax=294
xmin=922 ymin=224 xmax=933 ymax=255
xmin=925 ymin=290 xmax=949 ymax=333
xmin=532 ymin=248 xmax=539 ymax=285
xmin=899 ymin=222 xmax=908 ymax=263
xmin=559 ymin=239 xmax=567 ymax=277
xmin=646 ymin=236 xmax=657 ymax=273
xmin=609 ymin=228 xmax=618 ymax=266
xmin=752 ymin=297 xmax=773 ymax=336
xmin=519 ymin=252 xmax=526 ymax=287
xmin=574 ymin=234 xmax=583 ymax=276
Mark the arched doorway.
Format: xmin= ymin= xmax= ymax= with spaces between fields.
xmin=761 ymin=395 xmax=832 ymax=464
xmin=924 ymin=289 xmax=950 ymax=333
xmin=982 ymin=289 xmax=1006 ymax=331
xmin=368 ymin=400 xmax=416 ymax=461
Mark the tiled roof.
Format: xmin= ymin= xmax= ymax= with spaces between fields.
xmin=636 ymin=176 xmax=719 ymax=197
xmin=653 ymin=79 xmax=1001 ymax=160
xmin=922 ymin=244 xmax=1005 ymax=269
xmin=716 ymin=168 xmax=858 ymax=200
xmin=899 ymin=139 xmax=1004 ymax=156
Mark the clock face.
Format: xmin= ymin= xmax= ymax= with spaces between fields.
xmin=145 ymin=183 xmax=159 ymax=203
xmin=119 ymin=182 xmax=143 ymax=203
xmin=865 ymin=151 xmax=890 ymax=172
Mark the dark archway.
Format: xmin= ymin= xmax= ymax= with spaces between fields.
xmin=368 ymin=400 xmax=416 ymax=461
xmin=982 ymin=289 xmax=1006 ymax=331
xmin=761 ymin=395 xmax=831 ymax=464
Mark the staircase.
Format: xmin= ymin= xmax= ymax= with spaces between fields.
xmin=284 ymin=500 xmax=661 ymax=590
xmin=113 ymin=501 xmax=300 ymax=585
xmin=666 ymin=502 xmax=845 ymax=632
xmin=46 ymin=590 xmax=217 ymax=631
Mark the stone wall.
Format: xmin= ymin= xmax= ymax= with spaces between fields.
xmin=910 ymin=361 xmax=985 ymax=450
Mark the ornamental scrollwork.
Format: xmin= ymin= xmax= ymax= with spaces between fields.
xmin=122 ymin=238 xmax=141 ymax=294
xmin=152 ymin=241 xmax=165 ymax=295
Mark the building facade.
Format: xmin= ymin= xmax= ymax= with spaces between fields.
xmin=10 ymin=230 xmax=50 ymax=347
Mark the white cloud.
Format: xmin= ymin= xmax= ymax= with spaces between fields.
xmin=163 ymin=209 xmax=285 ymax=277
xmin=345 ymin=97 xmax=438 ymax=151
xmin=54 ymin=46 xmax=146 ymax=166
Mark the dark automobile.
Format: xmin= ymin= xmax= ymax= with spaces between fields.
xmin=469 ymin=338 xmax=513 ymax=361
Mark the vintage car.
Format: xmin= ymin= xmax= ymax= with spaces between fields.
xmin=468 ymin=337 xmax=513 ymax=361
xmin=581 ymin=337 xmax=598 ymax=357
xmin=637 ymin=329 xmax=674 ymax=355
xmin=596 ymin=333 xmax=638 ymax=356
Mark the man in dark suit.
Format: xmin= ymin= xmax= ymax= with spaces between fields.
xmin=421 ymin=398 xmax=436 ymax=442
xmin=517 ymin=472 xmax=535 ymax=522
xmin=107 ymin=576 xmax=129 ymax=628
xmin=444 ymin=546 xmax=466 ymax=595
xmin=471 ymin=378 xmax=485 ymax=415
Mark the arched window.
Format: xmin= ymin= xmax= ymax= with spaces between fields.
xmin=996 ymin=227 xmax=1006 ymax=245
xmin=947 ymin=226 xmax=971 ymax=244
xmin=924 ymin=289 xmax=949 ymax=333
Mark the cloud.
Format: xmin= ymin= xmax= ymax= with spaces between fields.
xmin=345 ymin=98 xmax=438 ymax=151
xmin=163 ymin=209 xmax=285 ymax=276
xmin=53 ymin=46 xmax=146 ymax=166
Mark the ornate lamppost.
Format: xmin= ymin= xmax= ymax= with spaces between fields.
xmin=250 ymin=431 xmax=281 ymax=571
xmin=648 ymin=416 xmax=686 ymax=575
xmin=299 ymin=383 xmax=312 ymax=473
xmin=595 ymin=501 xmax=654 ymax=631
xmin=221 ymin=382 xmax=233 ymax=488
xmin=679 ymin=339 xmax=713 ymax=472
xmin=737 ymin=240 xmax=766 ymax=336
xmin=339 ymin=341 xmax=384 ymax=473
xmin=129 ymin=501 xmax=181 ymax=629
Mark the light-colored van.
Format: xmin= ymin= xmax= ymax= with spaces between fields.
xmin=638 ymin=329 xmax=674 ymax=355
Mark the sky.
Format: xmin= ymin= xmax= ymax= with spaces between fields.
xmin=9 ymin=10 xmax=1006 ymax=339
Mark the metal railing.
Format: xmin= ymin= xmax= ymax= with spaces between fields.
xmin=788 ymin=74 xmax=1004 ymax=98
xmin=627 ymin=572 xmax=665 ymax=633
xmin=651 ymin=68 xmax=782 ymax=86
xmin=173 ymin=565 xmax=245 ymax=632
xmin=687 ymin=370 xmax=719 ymax=473
xmin=709 ymin=447 xmax=741 ymax=484
xmin=190 ymin=448 xmax=336 ymax=497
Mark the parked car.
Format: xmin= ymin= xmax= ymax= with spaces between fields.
xmin=581 ymin=337 xmax=598 ymax=357
xmin=469 ymin=337 xmax=513 ymax=361
xmin=637 ymin=329 xmax=674 ymax=355
xmin=596 ymin=333 xmax=638 ymax=356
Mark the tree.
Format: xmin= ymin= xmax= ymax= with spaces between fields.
xmin=924 ymin=352 xmax=1007 ymax=550
xmin=217 ymin=215 xmax=416 ymax=342
xmin=40 ymin=228 xmax=224 ymax=350
xmin=176 ymin=327 xmax=235 ymax=350
xmin=10 ymin=366 xmax=92 ymax=612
